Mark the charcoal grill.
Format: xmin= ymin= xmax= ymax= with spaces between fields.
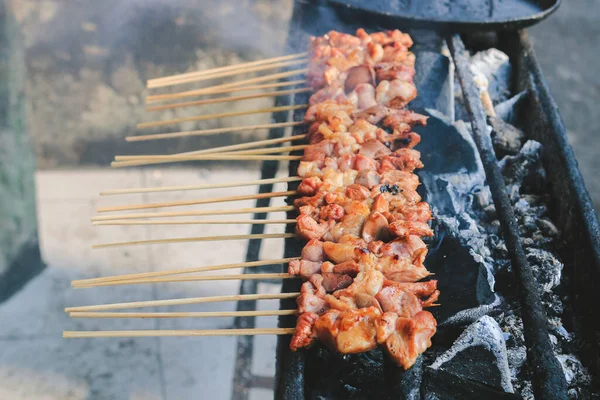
xmin=228 ymin=1 xmax=600 ymax=399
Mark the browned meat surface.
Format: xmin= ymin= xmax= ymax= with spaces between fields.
xmin=290 ymin=312 xmax=318 ymax=350
xmin=314 ymin=307 xmax=382 ymax=354
xmin=380 ymin=311 xmax=437 ymax=369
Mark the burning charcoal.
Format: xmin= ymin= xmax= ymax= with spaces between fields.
xmin=412 ymin=50 xmax=453 ymax=116
xmin=489 ymin=116 xmax=525 ymax=157
xmin=495 ymin=91 xmax=527 ymax=125
xmin=500 ymin=313 xmax=528 ymax=389
xmin=422 ymin=368 xmax=521 ymax=400
xmin=430 ymin=316 xmax=514 ymax=393
xmin=526 ymin=248 xmax=563 ymax=292
xmin=384 ymin=353 xmax=423 ymax=400
xmin=557 ymin=354 xmax=592 ymax=391
xmin=537 ymin=218 xmax=559 ymax=237
xmin=499 ymin=140 xmax=546 ymax=194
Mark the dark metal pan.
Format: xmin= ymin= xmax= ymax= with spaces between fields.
xmin=325 ymin=0 xmax=561 ymax=32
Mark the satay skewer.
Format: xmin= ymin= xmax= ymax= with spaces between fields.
xmin=69 ymin=310 xmax=297 ymax=319
xmin=100 ymin=176 xmax=302 ymax=196
xmin=136 ymin=104 xmax=307 ymax=129
xmin=113 ymin=145 xmax=308 ymax=164
xmin=148 ymin=58 xmax=307 ymax=88
xmin=91 ymin=205 xmax=295 ymax=222
xmin=75 ymin=273 xmax=297 ymax=288
xmin=144 ymin=80 xmax=306 ymax=108
xmin=146 ymin=68 xmax=309 ymax=103
xmin=111 ymin=154 xmax=301 ymax=168
xmin=72 ymin=257 xmax=299 ymax=286
xmin=64 ymin=328 xmax=296 ymax=338
xmin=126 ymin=121 xmax=304 ymax=142
xmin=146 ymin=88 xmax=311 ymax=111
xmin=147 ymin=52 xmax=308 ymax=86
xmin=114 ymin=144 xmax=307 ymax=161
xmin=93 ymin=219 xmax=296 ymax=226
xmin=96 ymin=190 xmax=297 ymax=213
xmin=66 ymin=292 xmax=300 ymax=312
xmin=92 ymin=233 xmax=295 ymax=249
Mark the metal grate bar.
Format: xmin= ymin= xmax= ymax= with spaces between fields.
xmin=447 ymin=34 xmax=567 ymax=400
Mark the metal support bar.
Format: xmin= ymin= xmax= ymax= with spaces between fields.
xmin=447 ymin=34 xmax=567 ymax=400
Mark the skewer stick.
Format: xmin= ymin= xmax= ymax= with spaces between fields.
xmin=96 ymin=190 xmax=297 ymax=212
xmin=93 ymin=219 xmax=296 ymax=226
xmin=216 ymin=144 xmax=308 ymax=155
xmin=72 ymin=257 xmax=299 ymax=286
xmin=148 ymin=52 xmax=308 ymax=85
xmin=100 ymin=176 xmax=302 ymax=196
xmin=136 ymin=104 xmax=307 ymax=129
xmin=69 ymin=310 xmax=297 ymax=319
xmin=146 ymin=69 xmax=309 ymax=103
xmin=64 ymin=328 xmax=296 ymax=338
xmin=114 ymin=145 xmax=307 ymax=163
xmin=65 ymin=292 xmax=300 ymax=312
xmin=91 ymin=205 xmax=295 ymax=221
xmin=145 ymin=80 xmax=306 ymax=106
xmin=148 ymin=59 xmax=307 ymax=88
xmin=75 ymin=273 xmax=296 ymax=288
xmin=111 ymin=154 xmax=301 ymax=168
xmin=146 ymin=88 xmax=312 ymax=111
xmin=92 ymin=233 xmax=296 ymax=249
xmin=117 ymin=136 xmax=308 ymax=167
xmin=114 ymin=135 xmax=307 ymax=161
xmin=126 ymin=121 xmax=304 ymax=142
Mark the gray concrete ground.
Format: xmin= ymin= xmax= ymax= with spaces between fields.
xmin=1 ymin=167 xmax=288 ymax=399
xmin=530 ymin=0 xmax=600 ymax=211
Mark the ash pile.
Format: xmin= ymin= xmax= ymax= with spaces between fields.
xmin=300 ymin=36 xmax=594 ymax=399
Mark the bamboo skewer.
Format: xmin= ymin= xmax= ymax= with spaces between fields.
xmin=75 ymin=273 xmax=296 ymax=288
xmin=146 ymin=69 xmax=309 ymax=103
xmin=145 ymin=80 xmax=306 ymax=107
xmin=65 ymin=292 xmax=300 ymax=312
xmin=64 ymin=328 xmax=296 ymax=338
xmin=100 ymin=176 xmax=301 ymax=196
xmin=72 ymin=257 xmax=299 ymax=286
xmin=126 ymin=121 xmax=304 ymax=142
xmin=146 ymin=88 xmax=312 ymax=111
xmin=91 ymin=205 xmax=295 ymax=222
xmin=147 ymin=59 xmax=308 ymax=88
xmin=115 ymin=136 xmax=306 ymax=159
xmin=111 ymin=154 xmax=301 ymax=168
xmin=97 ymin=190 xmax=296 ymax=213
xmin=113 ymin=135 xmax=307 ymax=167
xmin=114 ymin=145 xmax=307 ymax=162
xmin=69 ymin=310 xmax=297 ymax=319
xmin=136 ymin=104 xmax=307 ymax=129
xmin=93 ymin=219 xmax=296 ymax=226
xmin=147 ymin=52 xmax=308 ymax=86
xmin=92 ymin=233 xmax=296 ymax=249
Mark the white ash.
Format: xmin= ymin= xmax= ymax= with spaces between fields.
xmin=557 ymin=354 xmax=592 ymax=389
xmin=469 ymin=48 xmax=512 ymax=103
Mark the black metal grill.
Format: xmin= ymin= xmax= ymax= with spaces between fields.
xmin=229 ymin=2 xmax=600 ymax=399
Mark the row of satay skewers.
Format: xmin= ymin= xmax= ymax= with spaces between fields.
xmin=65 ymin=50 xmax=317 ymax=338
xmin=65 ymin=28 xmax=439 ymax=366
